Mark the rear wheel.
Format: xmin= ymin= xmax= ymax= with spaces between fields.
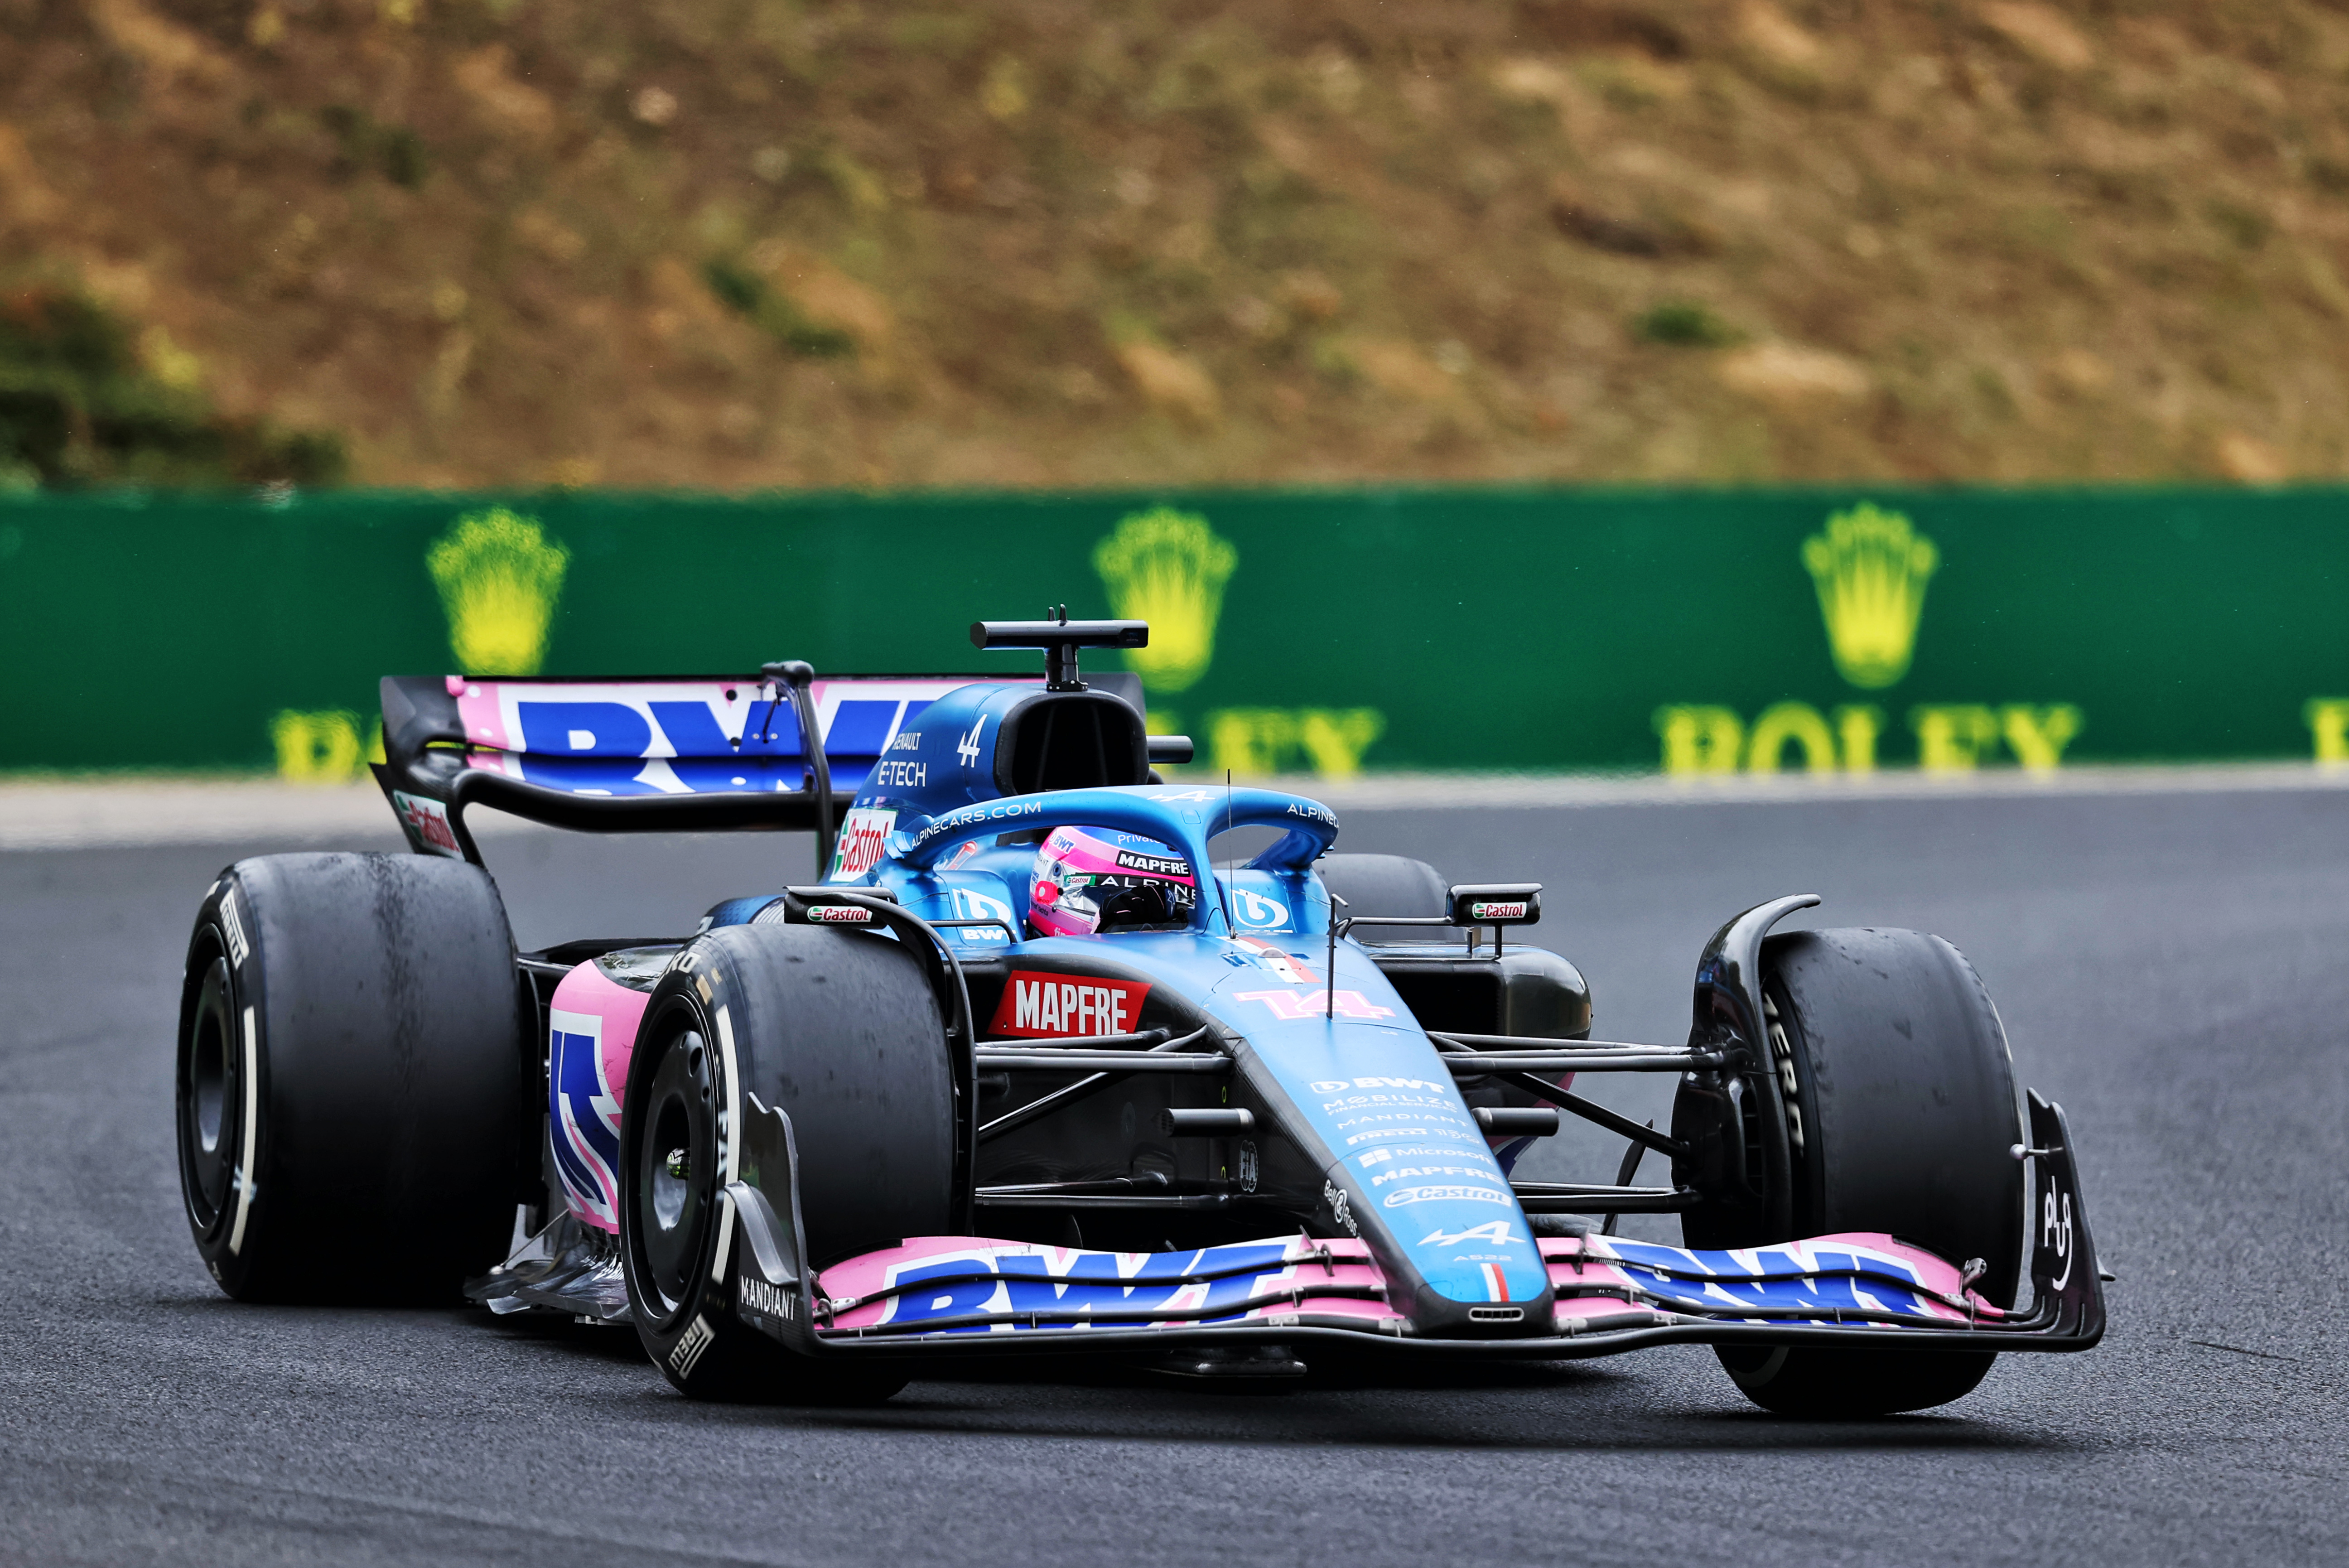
xmin=1686 ymin=926 xmax=2024 ymax=1418
xmin=620 ymin=922 xmax=958 ymax=1404
xmin=174 ymin=853 xmax=529 ymax=1303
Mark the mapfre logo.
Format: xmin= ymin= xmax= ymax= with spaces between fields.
xmin=989 ymin=970 xmax=1151 ymax=1037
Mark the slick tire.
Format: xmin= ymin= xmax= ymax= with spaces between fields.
xmin=620 ymin=922 xmax=956 ymax=1404
xmin=1698 ymin=927 xmax=2024 ymax=1418
xmin=1316 ymin=853 xmax=1447 ymax=939
xmin=175 ymin=853 xmax=530 ymax=1304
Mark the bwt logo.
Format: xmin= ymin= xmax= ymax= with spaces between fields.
xmin=1231 ymin=888 xmax=1289 ymax=928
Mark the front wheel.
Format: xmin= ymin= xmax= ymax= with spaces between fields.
xmin=1681 ymin=926 xmax=2024 ymax=1418
xmin=619 ymin=922 xmax=958 ymax=1404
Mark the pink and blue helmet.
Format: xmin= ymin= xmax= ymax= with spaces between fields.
xmin=1027 ymin=825 xmax=1199 ymax=938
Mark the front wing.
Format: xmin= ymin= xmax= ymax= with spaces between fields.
xmin=725 ymin=1090 xmax=2104 ymax=1362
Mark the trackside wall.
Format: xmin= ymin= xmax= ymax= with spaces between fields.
xmin=3 ymin=487 xmax=2347 ymax=778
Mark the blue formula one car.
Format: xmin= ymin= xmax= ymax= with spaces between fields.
xmin=174 ymin=618 xmax=2103 ymax=1416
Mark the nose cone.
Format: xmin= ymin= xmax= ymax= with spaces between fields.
xmin=1210 ymin=949 xmax=1557 ymax=1336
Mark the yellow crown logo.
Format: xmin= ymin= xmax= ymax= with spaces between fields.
xmin=426 ymin=507 xmax=571 ymax=675
xmin=1801 ymin=503 xmax=1938 ymax=689
xmin=1091 ymin=507 xmax=1238 ymax=693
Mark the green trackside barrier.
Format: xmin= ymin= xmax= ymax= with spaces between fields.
xmin=3 ymin=487 xmax=2349 ymax=782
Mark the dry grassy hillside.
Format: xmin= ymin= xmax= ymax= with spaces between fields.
xmin=5 ymin=0 xmax=2348 ymax=488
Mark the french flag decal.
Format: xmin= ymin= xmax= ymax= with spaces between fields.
xmin=1479 ymin=1263 xmax=1510 ymax=1303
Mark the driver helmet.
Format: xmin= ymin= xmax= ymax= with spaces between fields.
xmin=1028 ymin=825 xmax=1198 ymax=937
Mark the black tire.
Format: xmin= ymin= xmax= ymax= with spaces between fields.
xmin=1694 ymin=926 xmax=2024 ymax=1418
xmin=620 ymin=922 xmax=957 ymax=1404
xmin=175 ymin=853 xmax=529 ymax=1303
xmin=1317 ymin=853 xmax=1447 ymax=940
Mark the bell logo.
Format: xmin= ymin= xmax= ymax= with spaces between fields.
xmin=1092 ymin=507 xmax=1237 ymax=694
xmin=427 ymin=507 xmax=571 ymax=675
xmin=1802 ymin=502 xmax=1937 ymax=690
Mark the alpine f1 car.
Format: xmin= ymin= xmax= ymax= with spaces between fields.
xmin=175 ymin=617 xmax=2104 ymax=1416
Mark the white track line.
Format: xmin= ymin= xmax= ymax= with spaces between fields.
xmin=1301 ymin=762 xmax=2349 ymax=811
xmin=4 ymin=763 xmax=2347 ymax=851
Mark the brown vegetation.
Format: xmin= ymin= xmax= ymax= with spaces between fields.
xmin=4 ymin=0 xmax=2347 ymax=487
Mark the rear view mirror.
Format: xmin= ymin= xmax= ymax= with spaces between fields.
xmin=1447 ymin=884 xmax=1541 ymax=926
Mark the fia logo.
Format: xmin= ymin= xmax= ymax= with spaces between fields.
xmin=957 ymin=716 xmax=988 ymax=767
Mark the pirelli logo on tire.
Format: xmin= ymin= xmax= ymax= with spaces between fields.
xmin=669 ymin=1314 xmax=717 ymax=1378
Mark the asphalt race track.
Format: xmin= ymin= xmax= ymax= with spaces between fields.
xmin=5 ymin=787 xmax=2345 ymax=1566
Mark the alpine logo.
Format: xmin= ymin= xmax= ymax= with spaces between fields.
xmin=806 ymin=905 xmax=872 ymax=924
xmin=989 ymin=970 xmax=1152 ymax=1037
xmin=737 ymin=1274 xmax=796 ymax=1322
xmin=1420 ymin=1221 xmax=1526 ymax=1249
xmin=957 ymin=716 xmax=988 ymax=767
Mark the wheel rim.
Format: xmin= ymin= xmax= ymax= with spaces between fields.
xmin=631 ymin=1024 xmax=715 ymax=1320
xmin=177 ymin=952 xmax=240 ymax=1233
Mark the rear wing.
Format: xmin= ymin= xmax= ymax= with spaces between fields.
xmin=372 ymin=670 xmax=1143 ymax=873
